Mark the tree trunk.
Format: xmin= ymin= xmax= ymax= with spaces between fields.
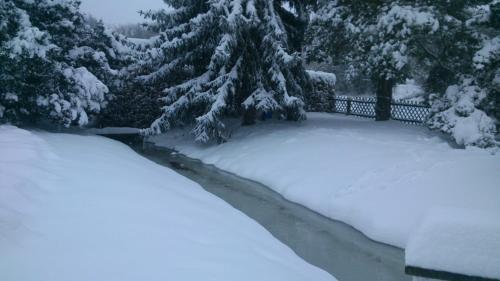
xmin=375 ymin=77 xmax=394 ymax=121
xmin=242 ymin=106 xmax=256 ymax=126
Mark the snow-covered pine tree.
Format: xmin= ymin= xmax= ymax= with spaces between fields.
xmin=76 ymin=15 xmax=139 ymax=127
xmin=306 ymin=70 xmax=336 ymax=112
xmin=427 ymin=1 xmax=499 ymax=148
xmin=468 ymin=1 xmax=499 ymax=133
xmin=73 ymin=15 xmax=136 ymax=99
xmin=97 ymin=35 xmax=160 ymax=129
xmin=138 ymin=0 xmax=313 ymax=143
xmin=427 ymin=77 xmax=497 ymax=148
xmin=0 ymin=0 xmax=130 ymax=127
xmin=0 ymin=0 xmax=19 ymax=119
xmin=306 ymin=0 xmax=498 ymax=148
xmin=306 ymin=0 xmax=440 ymax=120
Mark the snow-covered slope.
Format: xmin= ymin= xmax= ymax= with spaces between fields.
xmin=151 ymin=113 xmax=500 ymax=249
xmin=0 ymin=125 xmax=335 ymax=281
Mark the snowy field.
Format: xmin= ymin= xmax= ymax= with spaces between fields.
xmin=0 ymin=126 xmax=334 ymax=281
xmin=151 ymin=113 xmax=500 ymax=249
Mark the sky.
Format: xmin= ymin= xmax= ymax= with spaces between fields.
xmin=79 ymin=0 xmax=168 ymax=25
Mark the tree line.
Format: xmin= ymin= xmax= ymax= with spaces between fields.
xmin=1 ymin=0 xmax=498 ymax=148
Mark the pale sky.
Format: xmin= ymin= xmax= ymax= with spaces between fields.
xmin=79 ymin=0 xmax=168 ymax=25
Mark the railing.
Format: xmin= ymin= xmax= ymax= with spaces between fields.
xmin=331 ymin=95 xmax=431 ymax=124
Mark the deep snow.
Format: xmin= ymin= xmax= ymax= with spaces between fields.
xmin=406 ymin=207 xmax=500 ymax=279
xmin=150 ymin=113 xmax=500 ymax=249
xmin=0 ymin=125 xmax=335 ymax=281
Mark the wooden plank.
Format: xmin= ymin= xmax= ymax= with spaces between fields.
xmin=405 ymin=266 xmax=500 ymax=281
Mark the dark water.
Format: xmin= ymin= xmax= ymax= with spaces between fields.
xmin=108 ymin=134 xmax=410 ymax=281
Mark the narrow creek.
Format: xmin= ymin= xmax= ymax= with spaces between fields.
xmin=107 ymin=134 xmax=410 ymax=281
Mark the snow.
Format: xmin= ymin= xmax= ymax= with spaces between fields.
xmin=150 ymin=113 xmax=500 ymax=249
xmin=473 ymin=36 xmax=500 ymax=71
xmin=393 ymin=79 xmax=425 ymax=102
xmin=57 ymin=66 xmax=109 ymax=126
xmin=0 ymin=125 xmax=335 ymax=281
xmin=307 ymin=70 xmax=337 ymax=86
xmin=6 ymin=9 xmax=56 ymax=59
xmin=378 ymin=5 xmax=439 ymax=36
xmin=406 ymin=207 xmax=500 ymax=279
xmin=428 ymin=79 xmax=497 ymax=148
xmin=3 ymin=93 xmax=19 ymax=102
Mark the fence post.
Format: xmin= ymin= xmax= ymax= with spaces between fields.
xmin=328 ymin=94 xmax=336 ymax=113
xmin=375 ymin=78 xmax=393 ymax=121
xmin=346 ymin=97 xmax=352 ymax=115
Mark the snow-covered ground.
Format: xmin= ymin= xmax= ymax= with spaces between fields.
xmin=0 ymin=126 xmax=335 ymax=281
xmin=150 ymin=113 xmax=500 ymax=249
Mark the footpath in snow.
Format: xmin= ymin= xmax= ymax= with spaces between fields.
xmin=151 ymin=113 xmax=500 ymax=249
xmin=0 ymin=126 xmax=334 ymax=281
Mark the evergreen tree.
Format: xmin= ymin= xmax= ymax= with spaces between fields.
xmin=98 ymin=37 xmax=161 ymax=129
xmin=79 ymin=16 xmax=140 ymax=128
xmin=305 ymin=70 xmax=336 ymax=112
xmin=305 ymin=0 xmax=498 ymax=147
xmin=426 ymin=0 xmax=499 ymax=147
xmin=0 ymin=0 xmax=130 ymax=127
xmin=138 ymin=0 xmax=313 ymax=143
xmin=306 ymin=0 xmax=440 ymax=120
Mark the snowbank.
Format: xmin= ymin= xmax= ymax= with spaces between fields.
xmin=406 ymin=208 xmax=500 ymax=280
xmin=0 ymin=125 xmax=334 ymax=281
xmin=0 ymin=126 xmax=58 ymax=243
xmin=150 ymin=113 xmax=500 ymax=249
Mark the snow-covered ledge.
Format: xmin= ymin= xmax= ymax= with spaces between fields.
xmin=405 ymin=208 xmax=500 ymax=281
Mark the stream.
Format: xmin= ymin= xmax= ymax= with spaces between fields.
xmin=107 ymin=134 xmax=410 ymax=281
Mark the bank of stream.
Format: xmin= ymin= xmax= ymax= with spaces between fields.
xmin=108 ymin=134 xmax=410 ymax=281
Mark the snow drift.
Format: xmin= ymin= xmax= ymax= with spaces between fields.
xmin=0 ymin=125 xmax=334 ymax=281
